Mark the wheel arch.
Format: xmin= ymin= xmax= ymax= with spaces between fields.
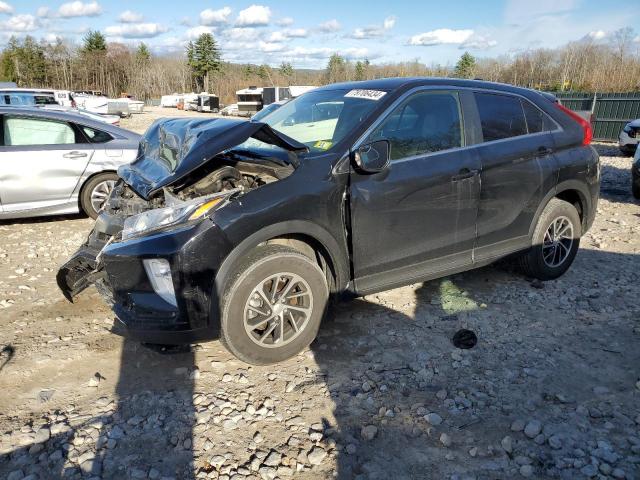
xmin=77 ymin=169 xmax=118 ymax=211
xmin=529 ymin=181 xmax=591 ymax=238
xmin=214 ymin=221 xmax=350 ymax=299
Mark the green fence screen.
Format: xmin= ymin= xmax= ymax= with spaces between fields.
xmin=554 ymin=92 xmax=640 ymax=142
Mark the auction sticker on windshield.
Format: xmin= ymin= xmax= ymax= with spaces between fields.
xmin=344 ymin=89 xmax=387 ymax=101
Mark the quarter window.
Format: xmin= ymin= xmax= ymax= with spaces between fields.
xmin=475 ymin=92 xmax=527 ymax=142
xmin=81 ymin=126 xmax=112 ymax=143
xmin=3 ymin=117 xmax=76 ymax=146
xmin=521 ymin=100 xmax=555 ymax=134
xmin=369 ymin=91 xmax=463 ymax=161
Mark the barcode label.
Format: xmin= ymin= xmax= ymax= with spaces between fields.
xmin=344 ymin=89 xmax=387 ymax=101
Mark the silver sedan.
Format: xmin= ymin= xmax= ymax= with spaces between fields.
xmin=0 ymin=106 xmax=140 ymax=219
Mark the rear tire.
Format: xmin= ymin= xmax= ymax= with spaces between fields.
xmin=519 ymin=198 xmax=581 ymax=280
xmin=221 ymin=244 xmax=329 ymax=365
xmin=80 ymin=172 xmax=118 ymax=219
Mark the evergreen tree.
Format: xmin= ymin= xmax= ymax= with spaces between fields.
xmin=186 ymin=33 xmax=222 ymax=91
xmin=454 ymin=52 xmax=476 ymax=79
xmin=324 ymin=53 xmax=346 ymax=84
xmin=0 ymin=36 xmax=46 ymax=85
xmin=354 ymin=58 xmax=370 ymax=81
xmin=135 ymin=43 xmax=151 ymax=64
xmin=279 ymin=62 xmax=293 ymax=78
xmin=82 ymin=30 xmax=107 ymax=53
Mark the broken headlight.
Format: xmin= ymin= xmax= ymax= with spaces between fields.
xmin=122 ymin=196 xmax=225 ymax=240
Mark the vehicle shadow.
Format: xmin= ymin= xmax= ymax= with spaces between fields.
xmin=0 ymin=213 xmax=87 ymax=226
xmin=310 ymin=247 xmax=640 ymax=479
xmin=0 ymin=338 xmax=196 ymax=479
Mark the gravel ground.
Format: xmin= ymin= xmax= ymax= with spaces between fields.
xmin=0 ymin=119 xmax=638 ymax=480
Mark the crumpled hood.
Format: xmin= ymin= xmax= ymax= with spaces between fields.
xmin=119 ymin=117 xmax=307 ymax=199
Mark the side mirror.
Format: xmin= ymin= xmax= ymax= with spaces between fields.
xmin=353 ymin=140 xmax=390 ymax=173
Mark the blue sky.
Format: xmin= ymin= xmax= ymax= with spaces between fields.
xmin=1 ymin=0 xmax=638 ymax=67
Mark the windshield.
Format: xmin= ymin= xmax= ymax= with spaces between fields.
xmin=258 ymin=88 xmax=385 ymax=152
xmin=251 ymin=102 xmax=281 ymax=122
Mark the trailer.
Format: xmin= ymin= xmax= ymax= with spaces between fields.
xmin=236 ymin=86 xmax=263 ymax=117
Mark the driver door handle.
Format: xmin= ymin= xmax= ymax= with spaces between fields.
xmin=452 ymin=168 xmax=479 ymax=182
xmin=63 ymin=151 xmax=88 ymax=159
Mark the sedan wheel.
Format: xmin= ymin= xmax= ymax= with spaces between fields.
xmin=90 ymin=179 xmax=116 ymax=214
xmin=80 ymin=172 xmax=119 ymax=219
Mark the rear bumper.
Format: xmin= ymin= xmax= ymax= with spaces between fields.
xmin=59 ymin=219 xmax=234 ymax=344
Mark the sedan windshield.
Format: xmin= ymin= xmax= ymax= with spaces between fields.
xmin=258 ymin=88 xmax=386 ymax=152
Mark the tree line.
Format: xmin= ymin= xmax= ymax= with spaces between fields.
xmin=1 ymin=28 xmax=639 ymax=105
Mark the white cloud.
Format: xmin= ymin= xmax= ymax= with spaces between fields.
xmin=259 ymin=41 xmax=285 ymax=52
xmin=36 ymin=6 xmax=49 ymax=17
xmin=587 ymin=30 xmax=606 ymax=40
xmin=383 ymin=16 xmax=396 ymax=30
xmin=319 ymin=19 xmax=340 ymax=33
xmin=58 ymin=1 xmax=102 ymax=18
xmin=267 ymin=28 xmax=307 ymax=42
xmin=119 ymin=10 xmax=143 ymax=23
xmin=105 ymin=23 xmax=168 ymax=39
xmin=224 ymin=27 xmax=260 ymax=41
xmin=2 ymin=14 xmax=38 ymax=32
xmin=350 ymin=15 xmax=396 ymax=39
xmin=461 ymin=34 xmax=498 ymax=49
xmin=0 ymin=1 xmax=13 ymax=14
xmin=409 ymin=28 xmax=474 ymax=46
xmin=236 ymin=5 xmax=271 ymax=27
xmin=185 ymin=25 xmax=214 ymax=40
xmin=200 ymin=7 xmax=232 ymax=25
xmin=276 ymin=17 xmax=294 ymax=26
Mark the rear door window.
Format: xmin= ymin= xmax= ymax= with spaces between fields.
xmin=4 ymin=116 xmax=76 ymax=146
xmin=474 ymin=92 xmax=527 ymax=142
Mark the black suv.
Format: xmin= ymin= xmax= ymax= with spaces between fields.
xmin=59 ymin=78 xmax=599 ymax=364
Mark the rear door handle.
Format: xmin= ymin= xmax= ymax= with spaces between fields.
xmin=63 ymin=151 xmax=88 ymax=159
xmin=452 ymin=168 xmax=479 ymax=182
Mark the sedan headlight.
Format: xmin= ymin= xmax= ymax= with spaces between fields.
xmin=122 ymin=196 xmax=225 ymax=240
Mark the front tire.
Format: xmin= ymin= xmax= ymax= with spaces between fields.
xmin=221 ymin=244 xmax=329 ymax=365
xmin=80 ymin=172 xmax=118 ymax=219
xmin=519 ymin=198 xmax=581 ymax=280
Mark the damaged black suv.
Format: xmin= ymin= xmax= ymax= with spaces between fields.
xmin=58 ymin=78 xmax=599 ymax=364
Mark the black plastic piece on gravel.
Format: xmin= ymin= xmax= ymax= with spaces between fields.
xmin=452 ymin=329 xmax=478 ymax=349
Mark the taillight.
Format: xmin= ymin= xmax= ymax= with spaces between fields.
xmin=556 ymin=103 xmax=592 ymax=146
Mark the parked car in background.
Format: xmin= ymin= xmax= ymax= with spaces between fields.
xmin=632 ymin=146 xmax=640 ymax=199
xmin=0 ymin=107 xmax=140 ymax=220
xmin=59 ymin=78 xmax=599 ymax=365
xmin=250 ymin=99 xmax=287 ymax=122
xmin=220 ymin=103 xmax=239 ymax=116
xmin=39 ymin=104 xmax=121 ymax=126
xmin=0 ymin=88 xmax=74 ymax=107
xmin=619 ymin=119 xmax=640 ymax=155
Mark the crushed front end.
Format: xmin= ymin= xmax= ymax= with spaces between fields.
xmin=57 ymin=117 xmax=303 ymax=343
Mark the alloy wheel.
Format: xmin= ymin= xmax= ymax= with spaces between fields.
xmin=542 ymin=216 xmax=574 ymax=268
xmin=90 ymin=180 xmax=116 ymax=214
xmin=243 ymin=272 xmax=313 ymax=348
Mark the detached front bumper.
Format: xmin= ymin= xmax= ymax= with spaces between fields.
xmin=58 ymin=219 xmax=234 ymax=344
